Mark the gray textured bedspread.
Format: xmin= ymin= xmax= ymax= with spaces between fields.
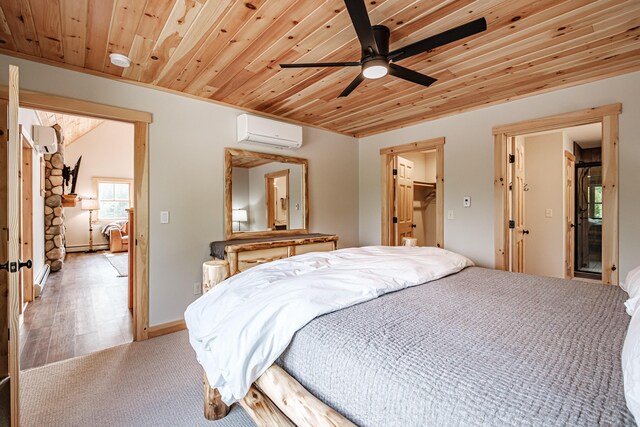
xmin=276 ymin=267 xmax=635 ymax=426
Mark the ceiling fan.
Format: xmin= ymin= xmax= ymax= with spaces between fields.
xmin=280 ymin=0 xmax=487 ymax=97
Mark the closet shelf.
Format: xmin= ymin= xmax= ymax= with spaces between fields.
xmin=414 ymin=181 xmax=436 ymax=188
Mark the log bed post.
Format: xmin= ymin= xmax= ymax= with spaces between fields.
xmin=204 ymin=375 xmax=230 ymax=420
xmin=202 ymin=260 xmax=231 ymax=420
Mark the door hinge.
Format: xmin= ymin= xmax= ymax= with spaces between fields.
xmin=392 ymin=168 xmax=397 ymax=176
xmin=392 ymin=217 xmax=398 ymax=224
xmin=509 ymin=220 xmax=515 ymax=229
xmin=509 ymin=154 xmax=515 ymax=163
xmin=7 ymin=329 xmax=9 ymax=341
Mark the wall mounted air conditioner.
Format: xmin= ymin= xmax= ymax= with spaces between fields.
xmin=237 ymin=114 xmax=302 ymax=149
xmin=32 ymin=125 xmax=59 ymax=154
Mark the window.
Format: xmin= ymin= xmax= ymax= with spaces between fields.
xmin=589 ymin=184 xmax=602 ymax=220
xmin=97 ymin=179 xmax=132 ymax=220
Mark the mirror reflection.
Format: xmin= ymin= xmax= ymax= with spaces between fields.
xmin=228 ymin=150 xmax=306 ymax=235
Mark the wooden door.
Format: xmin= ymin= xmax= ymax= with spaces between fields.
xmin=394 ymin=156 xmax=414 ymax=245
xmin=512 ymin=137 xmax=526 ymax=273
xmin=20 ymin=136 xmax=34 ymax=310
xmin=565 ymin=151 xmax=576 ymax=279
xmin=0 ymin=65 xmax=22 ymax=426
xmin=265 ymin=170 xmax=289 ymax=230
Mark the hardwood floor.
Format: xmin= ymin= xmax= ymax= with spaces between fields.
xmin=20 ymin=252 xmax=133 ymax=370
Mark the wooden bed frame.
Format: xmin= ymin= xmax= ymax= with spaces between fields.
xmin=204 ymin=365 xmax=354 ymax=426
xmin=201 ymin=235 xmax=353 ymax=426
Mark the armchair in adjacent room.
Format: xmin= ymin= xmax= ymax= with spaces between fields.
xmin=109 ymin=222 xmax=129 ymax=253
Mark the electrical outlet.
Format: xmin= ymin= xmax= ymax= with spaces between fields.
xmin=193 ymin=282 xmax=202 ymax=295
xmin=160 ymin=211 xmax=170 ymax=224
xmin=463 ymin=196 xmax=471 ymax=208
xmin=545 ymin=208 xmax=553 ymax=218
xmin=448 ymin=210 xmax=455 ymax=220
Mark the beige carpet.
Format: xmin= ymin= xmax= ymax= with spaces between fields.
xmin=105 ymin=252 xmax=128 ymax=277
xmin=21 ymin=331 xmax=256 ymax=427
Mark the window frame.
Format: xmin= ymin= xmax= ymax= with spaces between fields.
xmin=93 ymin=177 xmax=133 ymax=221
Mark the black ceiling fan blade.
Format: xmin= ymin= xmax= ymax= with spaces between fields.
xmin=339 ymin=73 xmax=365 ymax=97
xmin=280 ymin=61 xmax=361 ymax=68
xmin=389 ymin=17 xmax=487 ymax=62
xmin=389 ymin=64 xmax=437 ymax=87
xmin=344 ymin=0 xmax=379 ymax=53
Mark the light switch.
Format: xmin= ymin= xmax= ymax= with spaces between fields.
xmin=463 ymin=196 xmax=471 ymax=208
xmin=545 ymin=208 xmax=553 ymax=218
xmin=160 ymin=211 xmax=170 ymax=224
xmin=448 ymin=210 xmax=455 ymax=220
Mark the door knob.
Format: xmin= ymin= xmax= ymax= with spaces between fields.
xmin=18 ymin=259 xmax=32 ymax=270
xmin=0 ymin=262 xmax=8 ymax=272
xmin=411 ymin=224 xmax=416 ymax=228
xmin=570 ymin=223 xmax=575 ymax=228
xmin=523 ymin=229 xmax=530 ymax=235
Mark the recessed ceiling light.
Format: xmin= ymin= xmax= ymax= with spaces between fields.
xmin=109 ymin=53 xmax=131 ymax=68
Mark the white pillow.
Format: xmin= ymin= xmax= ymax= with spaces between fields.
xmin=622 ymin=266 xmax=640 ymax=316
xmin=622 ymin=306 xmax=640 ymax=423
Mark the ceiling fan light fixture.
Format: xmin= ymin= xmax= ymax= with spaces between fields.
xmin=362 ymin=58 xmax=389 ymax=79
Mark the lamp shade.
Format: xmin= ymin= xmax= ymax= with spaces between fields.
xmin=81 ymin=198 xmax=100 ymax=211
xmin=232 ymin=209 xmax=247 ymax=222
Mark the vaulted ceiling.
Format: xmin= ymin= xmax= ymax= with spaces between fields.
xmin=0 ymin=0 xmax=639 ymax=137
xmin=33 ymin=110 xmax=104 ymax=145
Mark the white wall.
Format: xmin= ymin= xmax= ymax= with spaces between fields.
xmin=359 ymin=71 xmax=640 ymax=279
xmin=0 ymin=54 xmax=359 ymax=326
xmin=64 ymin=120 xmax=134 ymax=250
xmin=17 ymin=108 xmax=45 ymax=281
xmin=523 ymin=133 xmax=564 ymax=278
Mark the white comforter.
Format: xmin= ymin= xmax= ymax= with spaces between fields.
xmin=184 ymin=245 xmax=474 ymax=404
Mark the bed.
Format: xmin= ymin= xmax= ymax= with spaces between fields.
xmin=185 ymin=247 xmax=636 ymax=426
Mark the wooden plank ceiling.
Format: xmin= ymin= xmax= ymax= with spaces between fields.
xmin=0 ymin=0 xmax=639 ymax=137
xmin=34 ymin=110 xmax=103 ymax=145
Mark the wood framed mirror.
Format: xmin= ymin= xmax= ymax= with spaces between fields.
xmin=225 ymin=148 xmax=309 ymax=240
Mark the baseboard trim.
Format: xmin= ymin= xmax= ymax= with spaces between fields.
xmin=66 ymin=244 xmax=110 ymax=253
xmin=148 ymin=319 xmax=186 ymax=339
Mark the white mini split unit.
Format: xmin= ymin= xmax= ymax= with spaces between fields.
xmin=32 ymin=125 xmax=59 ymax=154
xmin=237 ymin=114 xmax=302 ymax=149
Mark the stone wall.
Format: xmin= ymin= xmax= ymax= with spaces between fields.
xmin=44 ymin=143 xmax=65 ymax=271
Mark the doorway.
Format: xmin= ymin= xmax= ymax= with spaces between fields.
xmin=265 ymin=170 xmax=289 ymax=230
xmin=505 ymin=124 xmax=600 ymax=281
xmin=18 ymin=108 xmax=136 ymax=369
xmin=494 ymin=104 xmax=620 ymax=285
xmin=380 ymin=138 xmax=444 ymax=247
xmin=0 ymin=72 xmax=152 ymax=426
xmin=574 ymin=135 xmax=604 ymax=279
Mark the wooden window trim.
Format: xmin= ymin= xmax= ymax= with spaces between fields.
xmin=94 ymin=177 xmax=134 ymax=221
xmin=493 ymin=104 xmax=620 ymax=285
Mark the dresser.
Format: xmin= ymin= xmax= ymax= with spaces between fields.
xmin=210 ymin=233 xmax=339 ymax=276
